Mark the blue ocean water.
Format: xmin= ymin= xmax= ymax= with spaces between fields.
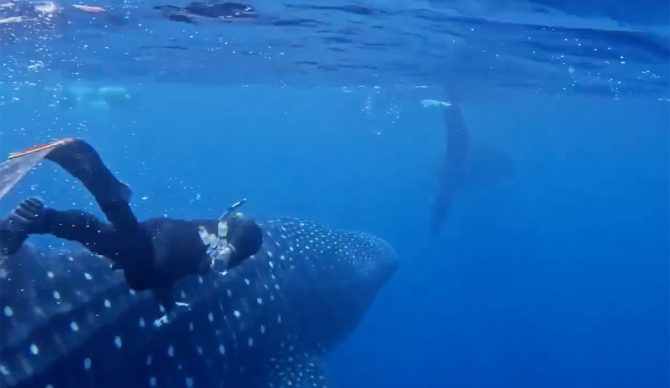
xmin=0 ymin=1 xmax=668 ymax=387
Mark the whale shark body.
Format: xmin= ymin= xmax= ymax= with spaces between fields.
xmin=430 ymin=100 xmax=513 ymax=235
xmin=0 ymin=217 xmax=398 ymax=387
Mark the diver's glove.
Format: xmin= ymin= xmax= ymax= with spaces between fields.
xmin=12 ymin=197 xmax=49 ymax=232
xmin=0 ymin=197 xmax=49 ymax=255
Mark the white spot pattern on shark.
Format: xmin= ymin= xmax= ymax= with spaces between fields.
xmin=0 ymin=218 xmax=397 ymax=387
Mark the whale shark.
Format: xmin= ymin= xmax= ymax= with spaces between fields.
xmin=430 ymin=98 xmax=513 ymax=235
xmin=0 ymin=217 xmax=398 ymax=387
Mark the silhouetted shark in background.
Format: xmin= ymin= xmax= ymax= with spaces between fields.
xmin=0 ymin=217 xmax=397 ymax=387
xmin=431 ymin=99 xmax=513 ymax=235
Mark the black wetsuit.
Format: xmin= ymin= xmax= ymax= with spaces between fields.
xmin=37 ymin=205 xmax=214 ymax=291
xmin=0 ymin=139 xmax=261 ymax=306
xmin=1 ymin=200 xmax=260 ymax=286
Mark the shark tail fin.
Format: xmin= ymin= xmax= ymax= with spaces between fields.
xmin=430 ymin=182 xmax=457 ymax=236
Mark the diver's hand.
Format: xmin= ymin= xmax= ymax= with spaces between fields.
xmin=11 ymin=197 xmax=49 ymax=234
xmin=0 ymin=197 xmax=47 ymax=255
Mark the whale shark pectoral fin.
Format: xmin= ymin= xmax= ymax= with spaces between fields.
xmin=264 ymin=352 xmax=329 ymax=388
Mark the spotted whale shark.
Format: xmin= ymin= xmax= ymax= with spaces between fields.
xmin=0 ymin=217 xmax=398 ymax=387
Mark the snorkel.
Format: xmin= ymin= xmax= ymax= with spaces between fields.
xmin=198 ymin=198 xmax=250 ymax=270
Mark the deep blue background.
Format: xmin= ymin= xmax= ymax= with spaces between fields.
xmin=1 ymin=84 xmax=668 ymax=387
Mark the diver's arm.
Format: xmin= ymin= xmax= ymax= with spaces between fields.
xmin=43 ymin=208 xmax=125 ymax=258
xmin=0 ymin=198 xmax=123 ymax=258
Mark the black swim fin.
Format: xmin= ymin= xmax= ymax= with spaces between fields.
xmin=0 ymin=140 xmax=66 ymax=201
xmin=2 ymin=138 xmax=138 ymax=231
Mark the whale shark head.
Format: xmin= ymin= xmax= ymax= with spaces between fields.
xmin=260 ymin=219 xmax=399 ymax=350
xmin=0 ymin=217 xmax=398 ymax=387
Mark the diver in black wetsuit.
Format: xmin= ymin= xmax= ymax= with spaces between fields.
xmin=0 ymin=139 xmax=262 ymax=308
xmin=153 ymin=2 xmax=257 ymax=23
xmin=0 ymin=198 xmax=261 ymax=290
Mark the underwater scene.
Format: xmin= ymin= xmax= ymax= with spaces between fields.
xmin=0 ymin=1 xmax=668 ymax=387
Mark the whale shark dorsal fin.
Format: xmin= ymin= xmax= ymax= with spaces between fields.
xmin=265 ymin=351 xmax=329 ymax=388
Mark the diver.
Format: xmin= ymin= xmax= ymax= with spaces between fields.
xmin=153 ymin=1 xmax=257 ymax=24
xmin=0 ymin=139 xmax=262 ymax=308
xmin=0 ymin=1 xmax=119 ymax=28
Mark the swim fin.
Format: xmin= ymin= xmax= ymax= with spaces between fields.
xmin=1 ymin=138 xmax=136 ymax=230
xmin=43 ymin=138 xmax=132 ymax=206
xmin=0 ymin=140 xmax=64 ymax=201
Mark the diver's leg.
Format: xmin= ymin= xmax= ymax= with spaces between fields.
xmin=0 ymin=198 xmax=157 ymax=295
xmin=45 ymin=209 xmax=120 ymax=255
xmin=45 ymin=206 xmax=157 ymax=277
xmin=44 ymin=139 xmax=140 ymax=232
xmin=44 ymin=141 xmax=156 ymax=277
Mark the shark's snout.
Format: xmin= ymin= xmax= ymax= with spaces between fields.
xmin=378 ymin=239 xmax=399 ymax=282
xmin=360 ymin=234 xmax=399 ymax=289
